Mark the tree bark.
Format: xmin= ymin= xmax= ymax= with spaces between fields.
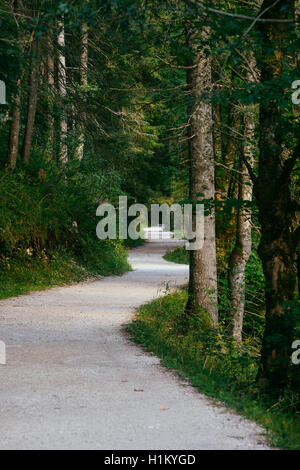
xmin=21 ymin=38 xmax=40 ymax=163
xmin=76 ymin=21 xmax=88 ymax=160
xmin=57 ymin=17 xmax=67 ymax=162
xmin=185 ymin=27 xmax=218 ymax=327
xmin=297 ymin=247 xmax=300 ymax=297
xmin=47 ymin=30 xmax=55 ymax=153
xmin=8 ymin=81 xmax=21 ymax=170
xmin=229 ymin=60 xmax=257 ymax=344
xmin=7 ymin=0 xmax=23 ymax=169
xmin=226 ymin=107 xmax=241 ymax=200
xmin=229 ymin=147 xmax=254 ymax=344
xmin=255 ymin=0 xmax=298 ymax=391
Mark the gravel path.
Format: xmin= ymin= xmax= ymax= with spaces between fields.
xmin=0 ymin=240 xmax=270 ymax=449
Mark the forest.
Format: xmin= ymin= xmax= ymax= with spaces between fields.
xmin=0 ymin=0 xmax=299 ymax=450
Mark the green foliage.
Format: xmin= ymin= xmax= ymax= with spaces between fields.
xmin=0 ymin=162 xmax=130 ymax=297
xmin=0 ymin=249 xmax=90 ymax=299
xmin=0 ymin=0 xmax=298 ymax=432
xmin=164 ymin=245 xmax=266 ymax=345
xmin=163 ymin=246 xmax=189 ymax=264
xmin=128 ymin=290 xmax=300 ymax=449
xmin=0 ymin=0 xmax=186 ymax=297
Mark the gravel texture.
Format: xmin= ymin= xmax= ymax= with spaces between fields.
xmin=0 ymin=240 xmax=270 ymax=449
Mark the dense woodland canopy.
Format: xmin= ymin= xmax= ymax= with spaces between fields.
xmin=0 ymin=0 xmax=299 ymax=419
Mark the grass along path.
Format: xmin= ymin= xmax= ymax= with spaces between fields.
xmin=128 ymin=246 xmax=300 ymax=449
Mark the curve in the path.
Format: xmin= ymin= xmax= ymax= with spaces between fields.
xmin=0 ymin=240 xmax=269 ymax=449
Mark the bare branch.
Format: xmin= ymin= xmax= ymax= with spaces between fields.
xmin=187 ymin=0 xmax=294 ymax=23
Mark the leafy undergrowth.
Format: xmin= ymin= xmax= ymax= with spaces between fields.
xmin=124 ymin=238 xmax=146 ymax=249
xmin=164 ymin=246 xmax=189 ymax=264
xmin=0 ymin=242 xmax=130 ymax=299
xmin=127 ymin=290 xmax=300 ymax=450
xmin=0 ymin=165 xmax=131 ymax=299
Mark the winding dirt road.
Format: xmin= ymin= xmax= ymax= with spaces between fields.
xmin=0 ymin=240 xmax=270 ymax=449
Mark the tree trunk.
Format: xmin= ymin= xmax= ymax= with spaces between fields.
xmin=256 ymin=0 xmax=298 ymax=391
xmin=7 ymin=0 xmax=23 ymax=169
xmin=185 ymin=27 xmax=218 ymax=327
xmin=57 ymin=17 xmax=67 ymax=162
xmin=297 ymin=247 xmax=300 ymax=297
xmin=21 ymin=38 xmax=40 ymax=163
xmin=7 ymin=80 xmax=21 ymax=170
xmin=229 ymin=60 xmax=257 ymax=344
xmin=47 ymin=30 xmax=55 ymax=153
xmin=226 ymin=106 xmax=241 ymax=200
xmin=76 ymin=21 xmax=88 ymax=160
xmin=229 ymin=151 xmax=253 ymax=344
